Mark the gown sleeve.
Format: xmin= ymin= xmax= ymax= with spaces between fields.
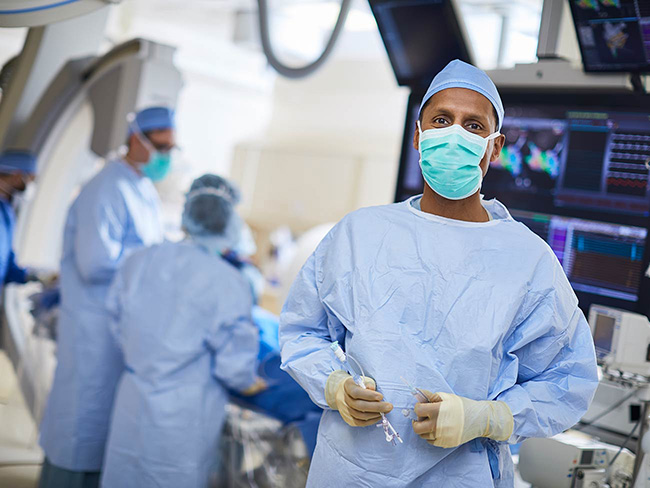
xmin=205 ymin=277 xmax=260 ymax=392
xmin=4 ymin=250 xmax=27 ymax=284
xmin=496 ymin=254 xmax=599 ymax=443
xmin=73 ymin=187 xmax=129 ymax=284
xmin=279 ymin=234 xmax=346 ymax=410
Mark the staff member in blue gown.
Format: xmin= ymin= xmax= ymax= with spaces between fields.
xmin=279 ymin=60 xmax=598 ymax=487
xmin=0 ymin=150 xmax=39 ymax=290
xmin=39 ymin=107 xmax=176 ymax=488
xmin=100 ymin=174 xmax=264 ymax=488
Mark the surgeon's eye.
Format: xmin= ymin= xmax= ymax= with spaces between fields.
xmin=466 ymin=123 xmax=483 ymax=132
xmin=433 ymin=117 xmax=450 ymax=126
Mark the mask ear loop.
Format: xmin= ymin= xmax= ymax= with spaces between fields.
xmin=416 ymin=120 xmax=424 ymax=164
xmin=126 ymin=112 xmax=157 ymax=156
xmin=484 ymin=131 xmax=502 ymax=165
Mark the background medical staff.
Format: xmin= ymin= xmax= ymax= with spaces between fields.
xmin=38 ymin=107 xmax=175 ymax=488
xmin=0 ymin=150 xmax=39 ymax=291
xmin=100 ymin=174 xmax=264 ymax=488
xmin=279 ymin=60 xmax=598 ymax=487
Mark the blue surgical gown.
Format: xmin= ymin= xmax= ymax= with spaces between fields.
xmin=100 ymin=241 xmax=259 ymax=488
xmin=0 ymin=198 xmax=28 ymax=288
xmin=279 ymin=196 xmax=599 ymax=488
xmin=39 ymin=159 xmax=164 ymax=472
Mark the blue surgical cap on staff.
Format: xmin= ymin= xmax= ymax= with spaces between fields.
xmin=0 ymin=150 xmax=36 ymax=175
xmin=419 ymin=59 xmax=504 ymax=130
xmin=128 ymin=106 xmax=175 ymax=135
xmin=189 ymin=174 xmax=241 ymax=206
xmin=182 ymin=174 xmax=241 ymax=237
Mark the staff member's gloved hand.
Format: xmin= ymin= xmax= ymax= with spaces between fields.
xmin=240 ymin=378 xmax=268 ymax=396
xmin=325 ymin=370 xmax=393 ymax=427
xmin=412 ymin=390 xmax=513 ymax=448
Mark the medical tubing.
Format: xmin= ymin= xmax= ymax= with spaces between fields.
xmin=256 ymin=0 xmax=352 ymax=79
xmin=345 ymin=353 xmax=366 ymax=387
xmin=577 ymin=388 xmax=640 ymax=429
xmin=607 ymin=418 xmax=640 ymax=472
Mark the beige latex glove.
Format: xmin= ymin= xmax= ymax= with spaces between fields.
xmin=240 ymin=378 xmax=268 ymax=396
xmin=324 ymin=370 xmax=393 ymax=427
xmin=412 ymin=390 xmax=513 ymax=448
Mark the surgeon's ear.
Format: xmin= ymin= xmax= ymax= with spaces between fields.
xmin=489 ymin=134 xmax=505 ymax=162
xmin=413 ymin=123 xmax=420 ymax=151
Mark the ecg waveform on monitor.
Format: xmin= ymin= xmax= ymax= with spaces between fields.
xmin=511 ymin=210 xmax=646 ymax=301
xmin=606 ymin=132 xmax=650 ymax=197
xmin=567 ymin=229 xmax=645 ymax=296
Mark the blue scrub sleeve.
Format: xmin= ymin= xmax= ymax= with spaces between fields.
xmin=74 ymin=195 xmax=128 ymax=284
xmin=279 ymin=252 xmax=344 ymax=410
xmin=206 ymin=289 xmax=260 ymax=392
xmin=4 ymin=250 xmax=27 ymax=284
xmin=496 ymin=289 xmax=599 ymax=444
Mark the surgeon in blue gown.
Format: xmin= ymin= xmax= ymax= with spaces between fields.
xmin=279 ymin=60 xmax=598 ymax=487
xmin=0 ymin=150 xmax=39 ymax=290
xmin=100 ymin=174 xmax=264 ymax=488
xmin=39 ymin=107 xmax=176 ymax=488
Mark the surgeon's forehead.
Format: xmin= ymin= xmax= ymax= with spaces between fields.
xmin=423 ymin=87 xmax=495 ymax=124
xmin=147 ymin=128 xmax=174 ymax=142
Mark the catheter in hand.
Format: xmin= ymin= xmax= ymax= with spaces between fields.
xmin=329 ymin=342 xmax=402 ymax=444
xmin=400 ymin=376 xmax=430 ymax=421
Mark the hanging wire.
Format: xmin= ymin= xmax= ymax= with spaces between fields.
xmin=256 ymin=0 xmax=352 ymax=78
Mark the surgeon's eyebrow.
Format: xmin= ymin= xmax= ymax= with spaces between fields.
xmin=428 ymin=107 xmax=490 ymax=126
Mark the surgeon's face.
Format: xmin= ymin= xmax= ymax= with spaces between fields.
xmin=413 ymin=88 xmax=505 ymax=177
xmin=0 ymin=172 xmax=33 ymax=194
xmin=128 ymin=128 xmax=176 ymax=163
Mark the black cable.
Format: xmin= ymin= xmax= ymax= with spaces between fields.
xmin=608 ymin=417 xmax=640 ymax=469
xmin=630 ymin=73 xmax=646 ymax=94
xmin=576 ymin=388 xmax=640 ymax=430
xmin=256 ymin=0 xmax=352 ymax=79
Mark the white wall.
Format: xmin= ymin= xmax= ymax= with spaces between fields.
xmin=232 ymin=22 xmax=409 ymax=234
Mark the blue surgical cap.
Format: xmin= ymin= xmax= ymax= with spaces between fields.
xmin=419 ymin=59 xmax=504 ymax=130
xmin=128 ymin=106 xmax=175 ymax=135
xmin=0 ymin=150 xmax=36 ymax=175
xmin=182 ymin=174 xmax=240 ymax=237
xmin=189 ymin=174 xmax=241 ymax=205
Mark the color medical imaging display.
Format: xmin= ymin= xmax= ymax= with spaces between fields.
xmin=569 ymin=0 xmax=650 ymax=72
xmin=486 ymin=107 xmax=650 ymax=217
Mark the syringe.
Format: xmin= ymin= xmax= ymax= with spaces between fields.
xmin=329 ymin=341 xmax=402 ymax=444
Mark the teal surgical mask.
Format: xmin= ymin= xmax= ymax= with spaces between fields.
xmin=127 ymin=113 xmax=174 ymax=182
xmin=142 ymin=152 xmax=171 ymax=182
xmin=418 ymin=121 xmax=500 ymax=200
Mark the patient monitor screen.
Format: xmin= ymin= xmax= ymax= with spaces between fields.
xmin=370 ymin=0 xmax=472 ymax=86
xmin=487 ymin=107 xmax=650 ymax=217
xmin=510 ymin=211 xmax=646 ymax=302
xmin=569 ymin=0 xmax=650 ymax=72
xmin=592 ymin=313 xmax=617 ymax=357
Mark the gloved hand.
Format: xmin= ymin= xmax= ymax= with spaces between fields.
xmin=240 ymin=378 xmax=268 ymax=396
xmin=26 ymin=270 xmax=59 ymax=287
xmin=412 ymin=390 xmax=513 ymax=448
xmin=325 ymin=370 xmax=393 ymax=427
